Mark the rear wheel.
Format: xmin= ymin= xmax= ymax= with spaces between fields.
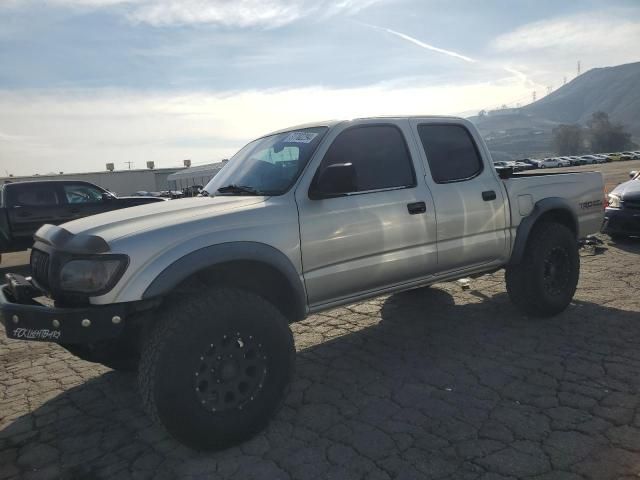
xmin=138 ymin=288 xmax=295 ymax=450
xmin=506 ymin=222 xmax=579 ymax=317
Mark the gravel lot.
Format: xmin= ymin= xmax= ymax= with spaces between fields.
xmin=1 ymin=161 xmax=640 ymax=479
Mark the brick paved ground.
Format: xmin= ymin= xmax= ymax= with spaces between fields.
xmin=1 ymin=236 xmax=640 ymax=480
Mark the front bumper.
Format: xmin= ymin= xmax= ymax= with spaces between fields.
xmin=601 ymin=207 xmax=640 ymax=236
xmin=0 ymin=276 xmax=127 ymax=344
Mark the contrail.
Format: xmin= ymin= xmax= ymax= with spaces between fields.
xmin=361 ymin=22 xmax=476 ymax=63
xmin=361 ymin=22 xmax=535 ymax=86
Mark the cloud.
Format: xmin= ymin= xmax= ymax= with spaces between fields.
xmin=360 ymin=23 xmax=538 ymax=90
xmin=491 ymin=12 xmax=640 ymax=53
xmin=4 ymin=0 xmax=384 ymax=28
xmin=488 ymin=11 xmax=640 ymax=88
xmin=362 ymin=23 xmax=476 ymax=63
xmin=0 ymin=78 xmax=534 ymax=176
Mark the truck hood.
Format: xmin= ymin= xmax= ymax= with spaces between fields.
xmin=62 ymin=196 xmax=267 ymax=243
xmin=610 ymin=179 xmax=640 ymax=201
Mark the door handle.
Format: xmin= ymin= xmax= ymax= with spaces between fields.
xmin=407 ymin=201 xmax=427 ymax=215
xmin=482 ymin=190 xmax=497 ymax=201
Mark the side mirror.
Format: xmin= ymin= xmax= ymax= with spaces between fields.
xmin=309 ymin=163 xmax=357 ymax=200
xmin=101 ymin=192 xmax=114 ymax=201
xmin=630 ymin=171 xmax=638 ymax=179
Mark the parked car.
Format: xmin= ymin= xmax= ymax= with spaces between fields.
xmin=494 ymin=161 xmax=524 ymax=172
xmin=557 ymin=157 xmax=572 ymax=167
xmin=580 ymin=155 xmax=599 ymax=165
xmin=568 ymin=156 xmax=587 ymax=166
xmin=493 ymin=161 xmax=512 ymax=169
xmin=606 ymin=153 xmax=624 ymax=162
xmin=513 ymin=161 xmax=536 ymax=171
xmin=521 ymin=159 xmax=541 ymax=169
xmin=602 ymin=170 xmax=640 ymax=239
xmin=0 ymin=116 xmax=605 ymax=450
xmin=0 ymin=180 xmax=166 ymax=258
xmin=538 ymin=158 xmax=561 ymax=168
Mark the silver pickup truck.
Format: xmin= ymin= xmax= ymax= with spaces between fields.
xmin=0 ymin=116 xmax=604 ymax=450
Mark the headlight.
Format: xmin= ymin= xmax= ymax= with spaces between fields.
xmin=607 ymin=194 xmax=621 ymax=209
xmin=59 ymin=257 xmax=128 ymax=294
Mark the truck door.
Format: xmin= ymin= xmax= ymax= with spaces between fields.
xmin=6 ymin=183 xmax=66 ymax=248
xmin=409 ymin=119 xmax=508 ymax=271
xmin=296 ymin=120 xmax=438 ymax=307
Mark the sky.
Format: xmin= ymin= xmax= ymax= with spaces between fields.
xmin=0 ymin=0 xmax=639 ymax=176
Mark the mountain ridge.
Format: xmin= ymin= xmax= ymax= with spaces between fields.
xmin=469 ymin=61 xmax=640 ymax=157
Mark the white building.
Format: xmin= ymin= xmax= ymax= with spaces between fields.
xmin=0 ymin=167 xmax=184 ymax=196
xmin=167 ymin=161 xmax=227 ymax=190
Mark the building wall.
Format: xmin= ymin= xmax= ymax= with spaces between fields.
xmin=0 ymin=168 xmax=185 ymax=196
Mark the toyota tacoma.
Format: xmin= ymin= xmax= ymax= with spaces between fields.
xmin=0 ymin=117 xmax=605 ymax=450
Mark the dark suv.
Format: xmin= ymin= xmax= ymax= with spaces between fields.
xmin=0 ymin=180 xmax=166 ymax=257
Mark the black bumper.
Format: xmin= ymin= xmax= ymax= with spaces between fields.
xmin=602 ymin=208 xmax=640 ymax=236
xmin=0 ymin=281 xmax=127 ymax=344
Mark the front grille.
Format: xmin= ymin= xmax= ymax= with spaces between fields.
xmin=30 ymin=249 xmax=50 ymax=290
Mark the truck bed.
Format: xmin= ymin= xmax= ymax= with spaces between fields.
xmin=502 ymin=170 xmax=604 ymax=239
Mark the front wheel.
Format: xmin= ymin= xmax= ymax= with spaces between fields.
xmin=138 ymin=288 xmax=295 ymax=450
xmin=505 ymin=222 xmax=579 ymax=317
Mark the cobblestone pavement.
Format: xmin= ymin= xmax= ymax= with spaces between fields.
xmin=1 ymin=236 xmax=640 ymax=480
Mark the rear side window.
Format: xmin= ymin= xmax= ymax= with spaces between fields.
xmin=7 ymin=184 xmax=59 ymax=207
xmin=319 ymin=125 xmax=416 ymax=192
xmin=418 ymin=125 xmax=483 ymax=183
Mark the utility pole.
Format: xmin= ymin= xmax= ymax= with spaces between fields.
xmin=546 ymin=85 xmax=552 ymax=95
xmin=563 ymin=76 xmax=567 ymax=85
xmin=532 ymin=90 xmax=537 ymax=102
xmin=577 ymin=60 xmax=581 ymax=76
xmin=125 ymin=161 xmax=134 ymax=170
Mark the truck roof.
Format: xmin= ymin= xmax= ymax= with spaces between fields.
xmin=1 ymin=179 xmax=99 ymax=187
xmin=263 ymin=115 xmax=466 ymax=137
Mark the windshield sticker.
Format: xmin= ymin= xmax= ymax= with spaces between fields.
xmin=282 ymin=132 xmax=318 ymax=144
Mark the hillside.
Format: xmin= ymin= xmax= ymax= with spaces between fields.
xmin=470 ymin=61 xmax=640 ymax=158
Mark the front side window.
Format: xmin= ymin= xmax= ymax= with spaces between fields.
xmin=63 ymin=184 xmax=104 ymax=203
xmin=204 ymin=127 xmax=328 ymax=196
xmin=418 ymin=125 xmax=483 ymax=183
xmin=315 ymin=125 xmax=416 ymax=194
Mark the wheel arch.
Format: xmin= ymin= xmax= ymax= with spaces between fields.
xmin=142 ymin=242 xmax=307 ymax=322
xmin=510 ymin=197 xmax=578 ymax=265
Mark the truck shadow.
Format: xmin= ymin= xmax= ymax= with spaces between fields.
xmin=3 ymin=287 xmax=640 ymax=479
xmin=606 ymin=235 xmax=640 ymax=254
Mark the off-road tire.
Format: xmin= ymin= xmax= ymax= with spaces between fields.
xmin=505 ymin=222 xmax=579 ymax=317
xmin=138 ymin=288 xmax=295 ymax=451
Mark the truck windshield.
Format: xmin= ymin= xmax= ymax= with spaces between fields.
xmin=204 ymin=127 xmax=328 ymax=196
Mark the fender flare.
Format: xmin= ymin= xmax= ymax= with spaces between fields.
xmin=142 ymin=241 xmax=307 ymax=319
xmin=509 ymin=197 xmax=578 ymax=265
